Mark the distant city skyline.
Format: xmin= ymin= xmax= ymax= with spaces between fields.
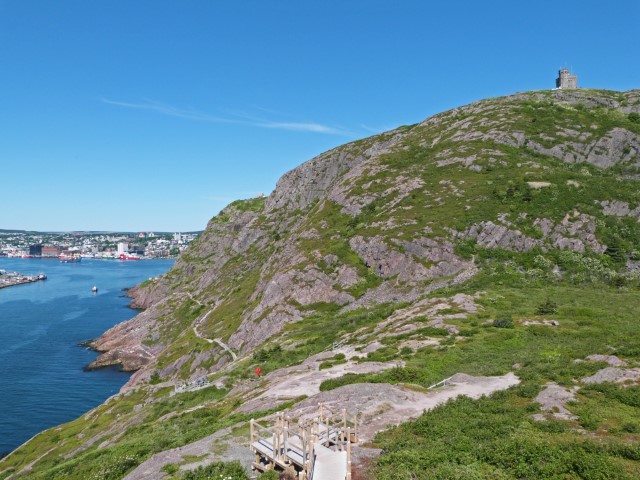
xmin=1 ymin=0 xmax=638 ymax=231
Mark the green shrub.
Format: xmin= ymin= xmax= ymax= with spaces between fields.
xmin=579 ymin=411 xmax=601 ymax=431
xmin=162 ymin=463 xmax=179 ymax=475
xmin=181 ymin=461 xmax=248 ymax=479
xmin=628 ymin=112 xmax=640 ymax=124
xmin=253 ymin=345 xmax=282 ymax=362
xmin=535 ymin=298 xmax=558 ymax=315
xmin=583 ymin=383 xmax=640 ymax=407
xmin=373 ymin=393 xmax=630 ymax=479
xmin=534 ymin=419 xmax=570 ymax=433
xmin=514 ymin=383 xmax=540 ymax=398
xmin=400 ymin=346 xmax=413 ymax=356
xmin=258 ymin=471 xmax=279 ymax=480
xmin=493 ymin=315 xmax=514 ymax=328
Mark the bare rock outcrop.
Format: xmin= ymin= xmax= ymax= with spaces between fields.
xmin=460 ymin=211 xmax=605 ymax=254
xmin=349 ymin=235 xmax=465 ymax=282
xmin=86 ymin=306 xmax=169 ymax=371
xmin=461 ymin=221 xmax=542 ymax=252
xmin=585 ymin=354 xmax=628 ymax=367
xmin=534 ymin=382 xmax=579 ymax=421
xmin=583 ymin=367 xmax=640 ymax=385
xmin=600 ymin=200 xmax=640 ymax=220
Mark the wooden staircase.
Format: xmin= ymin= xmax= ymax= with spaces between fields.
xmin=250 ymin=405 xmax=357 ymax=479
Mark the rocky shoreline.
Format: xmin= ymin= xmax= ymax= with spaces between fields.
xmin=83 ymin=284 xmax=169 ymax=374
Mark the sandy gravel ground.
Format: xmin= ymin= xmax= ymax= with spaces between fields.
xmin=284 ymin=372 xmax=520 ymax=442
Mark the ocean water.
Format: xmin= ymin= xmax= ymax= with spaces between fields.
xmin=0 ymin=257 xmax=174 ymax=455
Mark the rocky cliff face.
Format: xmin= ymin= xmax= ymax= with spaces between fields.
xmin=89 ymin=88 xmax=640 ymax=383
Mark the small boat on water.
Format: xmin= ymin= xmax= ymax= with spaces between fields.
xmin=91 ymin=285 xmax=98 ymax=293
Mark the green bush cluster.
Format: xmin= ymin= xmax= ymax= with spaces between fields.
xmin=258 ymin=471 xmax=279 ymax=480
xmin=181 ymin=461 xmax=248 ymax=480
xmin=373 ymin=392 xmax=636 ymax=479
xmin=319 ymin=353 xmax=347 ymax=370
xmin=535 ymin=298 xmax=558 ymax=315
xmin=583 ymin=383 xmax=640 ymax=408
xmin=252 ymin=344 xmax=282 ymax=362
xmin=492 ymin=315 xmax=514 ymax=328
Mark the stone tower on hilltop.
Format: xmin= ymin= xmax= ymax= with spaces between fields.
xmin=556 ymin=68 xmax=578 ymax=89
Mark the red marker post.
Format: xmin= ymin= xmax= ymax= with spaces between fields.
xmin=255 ymin=367 xmax=262 ymax=377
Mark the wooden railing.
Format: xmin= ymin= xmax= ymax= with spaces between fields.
xmin=250 ymin=405 xmax=357 ymax=479
xmin=427 ymin=376 xmax=453 ymax=390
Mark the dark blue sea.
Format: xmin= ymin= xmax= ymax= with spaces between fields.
xmin=0 ymin=257 xmax=174 ymax=455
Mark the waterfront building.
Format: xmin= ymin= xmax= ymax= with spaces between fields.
xmin=117 ymin=242 xmax=129 ymax=255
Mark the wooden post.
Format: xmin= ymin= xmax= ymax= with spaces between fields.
xmin=325 ymin=420 xmax=329 ymax=446
xmin=354 ymin=414 xmax=358 ymax=443
xmin=319 ymin=403 xmax=324 ymax=423
xmin=302 ymin=422 xmax=307 ymax=465
xmin=272 ymin=432 xmax=277 ymax=467
xmin=282 ymin=427 xmax=290 ymax=463
xmin=347 ymin=426 xmax=352 ymax=479
xmin=250 ymin=419 xmax=254 ymax=445
xmin=277 ymin=416 xmax=282 ymax=461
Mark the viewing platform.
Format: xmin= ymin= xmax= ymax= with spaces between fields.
xmin=250 ymin=404 xmax=356 ymax=480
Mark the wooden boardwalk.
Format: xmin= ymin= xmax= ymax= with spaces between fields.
xmin=250 ymin=405 xmax=355 ymax=480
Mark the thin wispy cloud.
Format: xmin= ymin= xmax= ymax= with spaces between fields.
xmin=101 ymin=98 xmax=351 ymax=136
xmin=101 ymin=98 xmax=240 ymax=124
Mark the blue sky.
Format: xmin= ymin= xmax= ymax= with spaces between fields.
xmin=1 ymin=0 xmax=638 ymax=232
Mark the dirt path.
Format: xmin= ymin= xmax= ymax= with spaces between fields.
xmin=285 ymin=372 xmax=520 ymax=442
xmin=188 ymin=295 xmax=238 ymax=361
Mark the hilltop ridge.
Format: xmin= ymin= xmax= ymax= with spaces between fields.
xmin=90 ymin=88 xmax=640 ymax=377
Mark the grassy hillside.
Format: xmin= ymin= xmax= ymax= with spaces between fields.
xmin=1 ymin=89 xmax=639 ymax=479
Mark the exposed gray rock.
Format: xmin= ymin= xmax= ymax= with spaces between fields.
xmin=583 ymin=367 xmax=640 ymax=385
xmin=460 ymin=211 xmax=605 ymax=254
xmin=534 ymin=382 xmax=579 ymax=420
xmin=335 ymin=265 xmax=360 ymax=288
xmin=600 ymin=200 xmax=640 ymax=220
xmin=585 ymin=354 xmax=627 ymax=367
xmin=461 ymin=221 xmax=543 ymax=252
xmin=541 ymin=212 xmax=605 ymax=254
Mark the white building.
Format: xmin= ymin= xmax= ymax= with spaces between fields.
xmin=117 ymin=242 xmax=129 ymax=255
